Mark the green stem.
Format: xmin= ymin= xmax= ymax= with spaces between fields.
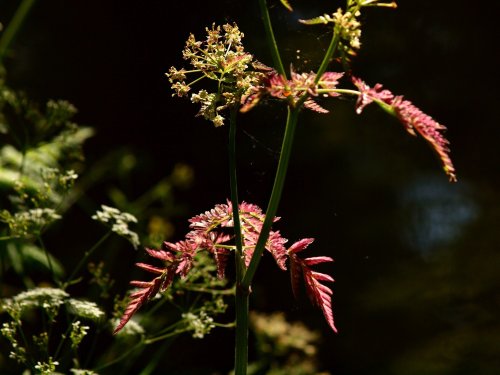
xmin=93 ymin=338 xmax=145 ymax=371
xmin=144 ymin=329 xmax=186 ymax=345
xmin=229 ymin=107 xmax=244 ymax=279
xmin=228 ymin=107 xmax=250 ymax=375
xmin=314 ymin=31 xmax=341 ymax=84
xmin=53 ymin=316 xmax=76 ymax=360
xmin=258 ymin=0 xmax=287 ymax=79
xmin=62 ymin=231 xmax=111 ymax=289
xmin=182 ymin=285 xmax=235 ymax=295
xmin=234 ymin=284 xmax=249 ymax=375
xmin=0 ymin=0 xmax=37 ymax=65
xmin=242 ymin=107 xmax=298 ymax=287
xmin=37 ymin=235 xmax=57 ymax=283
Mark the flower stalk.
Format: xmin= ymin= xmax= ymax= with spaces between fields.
xmin=0 ymin=0 xmax=37 ymax=65
xmin=229 ymin=106 xmax=250 ymax=374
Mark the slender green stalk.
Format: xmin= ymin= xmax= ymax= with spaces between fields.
xmin=258 ymin=0 xmax=287 ymax=79
xmin=243 ymin=24 xmax=342 ymax=288
xmin=314 ymin=31 xmax=341 ymax=84
xmin=228 ymin=107 xmax=250 ymax=375
xmin=144 ymin=329 xmax=186 ymax=345
xmin=93 ymin=338 xmax=145 ymax=371
xmin=0 ymin=0 xmax=37 ymax=65
xmin=235 ymin=3 xmax=342 ymax=374
xmin=62 ymin=231 xmax=111 ymax=289
xmin=182 ymin=285 xmax=235 ymax=295
xmin=37 ymin=235 xmax=57 ymax=283
xmin=229 ymin=107 xmax=244 ymax=278
xmin=242 ymin=107 xmax=299 ymax=287
xmin=234 ymin=284 xmax=249 ymax=375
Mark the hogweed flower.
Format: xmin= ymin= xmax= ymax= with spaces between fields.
xmin=352 ymin=77 xmax=457 ymax=182
xmin=166 ymin=23 xmax=268 ymax=126
xmin=114 ymin=201 xmax=336 ymax=334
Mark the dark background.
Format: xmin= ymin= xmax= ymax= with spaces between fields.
xmin=1 ymin=0 xmax=499 ymax=374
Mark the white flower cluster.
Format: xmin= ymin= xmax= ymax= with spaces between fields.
xmin=34 ymin=357 xmax=59 ymax=375
xmin=182 ymin=309 xmax=215 ymax=339
xmin=4 ymin=208 xmax=61 ymax=237
xmin=2 ymin=287 xmax=68 ymax=319
xmin=92 ymin=205 xmax=140 ymax=249
xmin=67 ymin=298 xmax=105 ymax=321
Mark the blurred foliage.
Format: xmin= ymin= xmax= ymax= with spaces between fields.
xmin=0 ymin=49 xmax=231 ymax=373
xmin=247 ymin=311 xmax=330 ymax=375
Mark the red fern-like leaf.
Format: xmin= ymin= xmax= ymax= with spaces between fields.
xmin=304 ymin=98 xmax=329 ymax=114
xmin=352 ymin=76 xmax=457 ymax=182
xmin=114 ymin=266 xmax=174 ymax=334
xmin=116 ymin=202 xmax=331 ymax=334
xmin=287 ymin=239 xmax=337 ymax=332
xmin=302 ymin=263 xmax=336 ymax=332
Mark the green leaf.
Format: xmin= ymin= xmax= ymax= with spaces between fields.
xmin=280 ymin=0 xmax=293 ymax=12
xmin=21 ymin=243 xmax=65 ymax=276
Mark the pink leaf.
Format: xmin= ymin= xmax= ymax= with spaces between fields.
xmin=304 ymin=99 xmax=329 ymax=114
xmin=114 ymin=272 xmax=167 ymax=334
xmin=303 ymin=256 xmax=333 ymax=266
xmin=287 ymin=238 xmax=337 ymax=333
xmin=352 ymin=76 xmax=457 ymax=182
xmin=287 ymin=238 xmax=315 ymax=254
xmin=135 ymin=263 xmax=165 ymax=274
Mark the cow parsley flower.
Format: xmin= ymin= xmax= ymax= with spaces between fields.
xmin=92 ymin=205 xmax=140 ymax=249
xmin=182 ymin=309 xmax=215 ymax=339
xmin=67 ymin=299 xmax=105 ymax=321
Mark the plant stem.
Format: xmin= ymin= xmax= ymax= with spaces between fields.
xmin=62 ymin=231 xmax=111 ymax=289
xmin=228 ymin=107 xmax=250 ymax=375
xmin=242 ymin=107 xmax=298 ymax=288
xmin=93 ymin=338 xmax=145 ymax=371
xmin=229 ymin=107 xmax=244 ymax=279
xmin=37 ymin=235 xmax=57 ymax=283
xmin=144 ymin=329 xmax=186 ymax=345
xmin=243 ymin=27 xmax=342 ymax=289
xmin=0 ymin=0 xmax=37 ymax=65
xmin=258 ymin=0 xmax=287 ymax=79
xmin=234 ymin=283 xmax=249 ymax=375
xmin=314 ymin=32 xmax=341 ymax=84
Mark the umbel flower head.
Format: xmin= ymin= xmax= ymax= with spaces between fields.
xmin=166 ymin=23 xmax=268 ymax=126
xmin=114 ymin=201 xmax=337 ymax=334
xmin=298 ymin=0 xmax=397 ymax=59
